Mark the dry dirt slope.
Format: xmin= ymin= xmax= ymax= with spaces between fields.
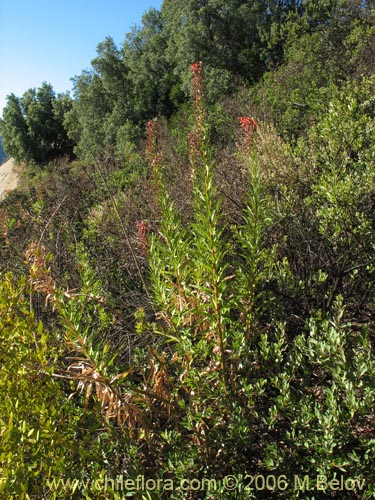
xmin=0 ymin=158 xmax=20 ymax=200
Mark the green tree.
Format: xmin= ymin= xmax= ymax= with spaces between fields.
xmin=161 ymin=0 xmax=304 ymax=102
xmin=0 ymin=83 xmax=74 ymax=165
xmin=66 ymin=11 xmax=182 ymax=163
xmin=0 ymin=94 xmax=29 ymax=164
xmin=123 ymin=8 xmax=181 ymax=120
xmin=65 ymin=37 xmax=135 ymax=162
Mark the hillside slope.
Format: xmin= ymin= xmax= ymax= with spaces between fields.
xmin=0 ymin=158 xmax=20 ymax=200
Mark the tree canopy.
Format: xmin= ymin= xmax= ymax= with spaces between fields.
xmin=0 ymin=83 xmax=74 ymax=164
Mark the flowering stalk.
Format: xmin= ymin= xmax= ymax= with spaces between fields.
xmin=190 ymin=62 xmax=204 ymax=130
xmin=238 ymin=116 xmax=258 ymax=152
xmin=188 ymin=62 xmax=208 ymax=179
xmin=146 ymin=117 xmax=192 ymax=341
xmin=188 ymin=62 xmax=229 ymax=390
xmin=234 ymin=115 xmax=273 ymax=342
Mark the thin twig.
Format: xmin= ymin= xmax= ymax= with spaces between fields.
xmin=82 ymin=137 xmax=157 ymax=316
xmin=38 ymin=194 xmax=68 ymax=245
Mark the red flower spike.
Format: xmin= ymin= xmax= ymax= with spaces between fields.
xmin=190 ymin=62 xmax=201 ymax=75
xmin=237 ymin=116 xmax=258 ymax=134
xmin=237 ymin=116 xmax=258 ymax=150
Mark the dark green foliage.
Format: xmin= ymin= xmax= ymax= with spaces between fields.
xmin=66 ymin=15 xmax=181 ymax=163
xmin=123 ymin=8 xmax=180 ymax=119
xmin=161 ymin=0 xmax=301 ymax=98
xmin=253 ymin=0 xmax=374 ymax=141
xmin=0 ymin=83 xmax=75 ymax=165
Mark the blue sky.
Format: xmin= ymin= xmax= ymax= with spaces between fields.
xmin=0 ymin=0 xmax=162 ymax=114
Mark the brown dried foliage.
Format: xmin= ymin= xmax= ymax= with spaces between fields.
xmin=25 ymin=241 xmax=58 ymax=308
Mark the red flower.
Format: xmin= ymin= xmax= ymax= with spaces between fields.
xmin=190 ymin=62 xmax=201 ymax=75
xmin=237 ymin=116 xmax=258 ymax=133
xmin=237 ymin=116 xmax=258 ymax=151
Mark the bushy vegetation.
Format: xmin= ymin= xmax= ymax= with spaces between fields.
xmin=1 ymin=1 xmax=375 ymax=499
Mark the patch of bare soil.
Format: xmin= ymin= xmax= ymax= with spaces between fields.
xmin=0 ymin=159 xmax=20 ymax=200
